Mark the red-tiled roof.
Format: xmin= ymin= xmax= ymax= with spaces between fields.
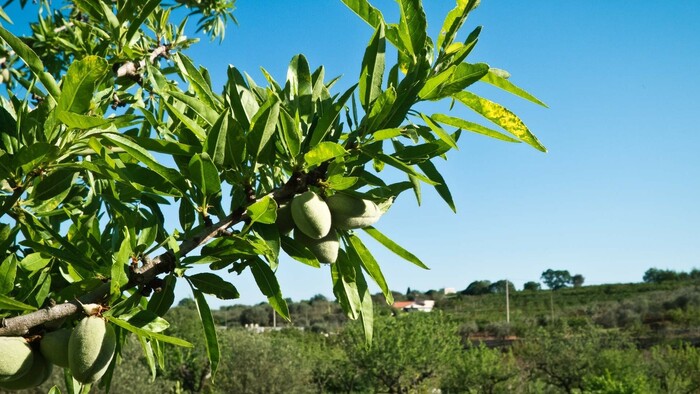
xmin=392 ymin=301 xmax=414 ymax=309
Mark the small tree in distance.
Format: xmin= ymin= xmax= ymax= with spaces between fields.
xmin=523 ymin=281 xmax=541 ymax=291
xmin=0 ymin=0 xmax=547 ymax=389
xmin=541 ymin=269 xmax=572 ymax=290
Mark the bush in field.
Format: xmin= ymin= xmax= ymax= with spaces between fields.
xmin=440 ymin=343 xmax=520 ymax=394
xmin=342 ymin=312 xmax=459 ymax=393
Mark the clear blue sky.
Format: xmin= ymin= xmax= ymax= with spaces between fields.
xmin=5 ymin=1 xmax=700 ymax=308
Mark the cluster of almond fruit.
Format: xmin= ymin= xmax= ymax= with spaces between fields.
xmin=0 ymin=315 xmax=116 ymax=390
xmin=277 ymin=192 xmax=382 ymax=264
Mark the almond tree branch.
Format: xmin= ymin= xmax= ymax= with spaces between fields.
xmin=0 ymin=164 xmax=328 ymax=336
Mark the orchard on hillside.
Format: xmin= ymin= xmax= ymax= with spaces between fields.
xmin=0 ymin=0 xmax=546 ymax=391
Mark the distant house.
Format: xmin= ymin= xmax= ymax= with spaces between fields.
xmin=392 ymin=300 xmax=435 ymax=312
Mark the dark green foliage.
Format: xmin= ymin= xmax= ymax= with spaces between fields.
xmin=541 ymin=269 xmax=573 ymax=290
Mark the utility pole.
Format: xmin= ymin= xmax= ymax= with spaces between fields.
xmin=505 ymin=279 xmax=510 ymax=323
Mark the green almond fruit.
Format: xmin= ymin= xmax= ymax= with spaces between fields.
xmin=68 ymin=316 xmax=116 ymax=384
xmin=327 ymin=194 xmax=381 ymax=230
xmin=294 ymin=228 xmax=339 ymax=264
xmin=0 ymin=337 xmax=34 ymax=382
xmin=275 ymin=202 xmax=295 ymax=235
xmin=291 ymin=191 xmax=332 ymax=239
xmin=0 ymin=352 xmax=53 ymax=390
xmin=40 ymin=328 xmax=72 ymax=368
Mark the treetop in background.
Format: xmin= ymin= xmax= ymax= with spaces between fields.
xmin=0 ymin=0 xmax=545 ymax=390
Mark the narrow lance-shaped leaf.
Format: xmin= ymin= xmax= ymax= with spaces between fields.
xmin=189 ymin=286 xmax=220 ymax=378
xmin=57 ymin=55 xmax=109 ymax=114
xmin=249 ymin=258 xmax=290 ymax=320
xmin=359 ymin=23 xmax=386 ymax=110
xmin=418 ymin=62 xmax=489 ymax=101
xmin=304 ymin=142 xmax=347 ymax=169
xmin=431 ymin=113 xmax=520 ymax=143
xmin=480 ymin=68 xmax=548 ymax=107
xmin=166 ymin=89 xmax=219 ymax=126
xmin=453 ymin=91 xmax=547 ymax=152
xmin=437 ymin=0 xmax=480 ymax=52
xmin=420 ymin=113 xmax=458 ymax=150
xmin=188 ymin=153 xmax=221 ymax=197
xmin=0 ymin=24 xmax=60 ymax=100
xmin=363 ymin=150 xmax=438 ymax=185
xmin=103 ymin=133 xmax=188 ymax=192
xmin=308 ymin=84 xmax=357 ymax=147
xmin=247 ymin=93 xmax=280 ymax=161
xmin=343 ymin=245 xmax=374 ymax=345
xmin=188 ymin=273 xmax=240 ymax=300
xmin=125 ymin=0 xmax=161 ymax=45
xmin=347 ymin=234 xmax=394 ymax=305
xmin=109 ymin=317 xmax=193 ymax=348
xmin=362 ymin=226 xmax=429 ymax=269
xmin=396 ymin=0 xmax=427 ymax=57
xmin=0 ymin=294 xmax=37 ymax=311
xmin=147 ymin=275 xmax=176 ymax=317
xmin=287 ymin=54 xmax=313 ymax=121
xmin=174 ymin=53 xmax=219 ymax=110
xmin=0 ymin=255 xmax=17 ymax=295
xmin=246 ymin=196 xmax=277 ymax=225
xmin=417 ymin=160 xmax=456 ymax=213
xmin=111 ymin=232 xmax=131 ymax=298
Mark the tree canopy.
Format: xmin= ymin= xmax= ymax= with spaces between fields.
xmin=0 ymin=0 xmax=546 ymax=390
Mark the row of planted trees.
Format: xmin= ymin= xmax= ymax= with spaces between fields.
xmin=9 ymin=305 xmax=700 ymax=394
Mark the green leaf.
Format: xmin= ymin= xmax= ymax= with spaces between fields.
xmin=166 ymin=89 xmax=219 ymax=126
xmin=371 ymin=128 xmax=404 ymax=141
xmin=347 ymin=234 xmax=394 ymax=305
xmin=109 ymin=317 xmax=193 ymax=348
xmin=147 ymin=274 xmax=176 ymax=317
xmin=102 ymin=133 xmax=188 ymax=192
xmin=418 ymin=62 xmax=488 ymax=100
xmin=287 ymin=54 xmax=313 ymax=121
xmin=0 ymin=254 xmax=17 ymax=294
xmin=363 ymin=150 xmax=438 ymax=185
xmin=246 ymin=196 xmax=277 ymax=225
xmin=0 ymin=24 xmax=60 ymax=100
xmin=189 ymin=287 xmax=220 ymax=378
xmin=188 ymin=153 xmax=221 ymax=196
xmin=123 ymin=310 xmax=170 ymax=333
xmin=250 ymin=258 xmax=290 ymax=321
xmin=174 ymin=53 xmax=219 ymax=110
xmin=57 ymin=112 xmax=113 ymax=129
xmin=359 ymin=23 xmax=386 ymax=110
xmin=335 ymin=249 xmax=374 ymax=344
xmin=365 ymin=86 xmax=396 ymax=133
xmin=308 ymin=84 xmax=357 ymax=147
xmin=19 ymin=252 xmax=51 ymax=272
xmin=417 ymin=160 xmax=456 ymax=212
xmin=481 ymin=68 xmax=548 ymax=107
xmin=362 ymin=226 xmax=429 ymax=269
xmin=396 ymin=0 xmax=427 ymax=57
xmin=204 ymin=109 xmax=232 ymax=168
xmin=420 ymin=113 xmax=458 ymax=150
xmin=453 ymin=91 xmax=547 ymax=152
xmin=225 ymin=66 xmax=254 ymax=130
xmin=0 ymin=293 xmax=37 ymax=311
xmin=125 ymin=0 xmax=161 ymax=45
xmin=431 ymin=113 xmax=520 ymax=143
xmin=131 ymin=136 xmax=199 ymax=157
xmin=16 ymin=143 xmax=59 ymax=175
xmin=162 ymin=99 xmax=207 ymax=141
xmin=30 ymin=170 xmax=76 ymax=212
xmin=247 ymin=94 xmax=280 ymax=161
xmin=304 ymin=141 xmax=347 ymax=169
xmin=437 ymin=0 xmax=480 ymax=52
xmin=57 ymin=56 xmax=109 ymax=115
xmin=188 ymin=273 xmax=240 ymax=300
xmin=280 ymin=235 xmax=321 ymax=268
xmin=278 ymin=108 xmax=301 ymax=159
xmin=111 ymin=231 xmax=131 ymax=298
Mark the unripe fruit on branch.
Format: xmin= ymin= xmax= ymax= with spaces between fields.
xmin=291 ymin=191 xmax=332 ymax=239
xmin=0 ymin=337 xmax=34 ymax=382
xmin=0 ymin=352 xmax=52 ymax=390
xmin=326 ymin=194 xmax=381 ymax=230
xmin=40 ymin=328 xmax=72 ymax=368
xmin=275 ymin=202 xmax=295 ymax=235
xmin=294 ymin=228 xmax=340 ymax=264
xmin=68 ymin=316 xmax=116 ymax=384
